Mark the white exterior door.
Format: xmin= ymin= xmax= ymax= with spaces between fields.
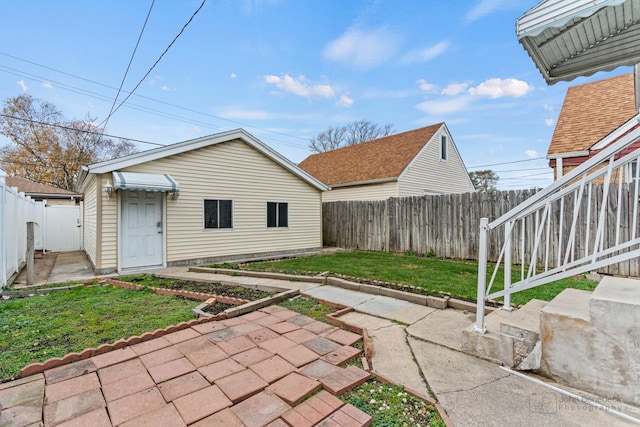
xmin=120 ymin=191 xmax=163 ymax=269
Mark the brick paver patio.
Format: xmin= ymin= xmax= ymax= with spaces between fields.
xmin=0 ymin=305 xmax=372 ymax=427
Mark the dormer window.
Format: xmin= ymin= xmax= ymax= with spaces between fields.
xmin=440 ymin=135 xmax=447 ymax=161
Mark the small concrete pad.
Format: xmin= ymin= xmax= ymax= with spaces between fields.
xmin=173 ymin=385 xmax=232 ymax=425
xmin=353 ymin=295 xmax=419 ymax=320
xmin=407 ymin=308 xmax=473 ymax=351
xmin=217 ymin=369 xmax=269 ymax=403
xmin=191 ymin=408 xmax=244 ymax=427
xmin=158 ymin=371 xmax=210 ymax=402
xmin=232 ymin=347 xmax=274 ymax=367
xmin=267 ymin=373 xmax=322 ymax=406
xmin=231 ymin=391 xmax=290 ymax=427
xmin=304 ymin=337 xmax=342 ymax=355
xmin=44 ymin=388 xmax=105 ymax=427
xmin=120 ymin=404 xmax=186 ymax=427
xmin=250 ymin=355 xmax=297 ymax=383
xmin=55 ymin=408 xmax=111 ymax=427
xmin=107 ymin=387 xmax=165 ymax=427
xmin=98 ymin=358 xmax=146 ymax=385
xmin=368 ymin=324 xmax=429 ymax=396
xmin=319 ymin=366 xmax=370 ymax=395
xmin=337 ymin=312 xmax=395 ymax=331
xmin=147 ymin=357 xmax=195 ymax=383
xmin=0 ymin=376 xmax=44 ymax=408
xmin=297 ymin=359 xmax=341 ymax=380
xmin=44 ymin=359 xmax=97 ymax=384
xmin=102 ymin=371 xmax=155 ymax=402
xmin=45 ymin=372 xmax=100 ymax=403
xmin=303 ymin=286 xmax=375 ymax=307
xmin=198 ymin=359 xmax=245 ymax=382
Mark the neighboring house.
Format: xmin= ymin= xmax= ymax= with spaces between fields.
xmin=4 ymin=176 xmax=81 ymax=205
xmin=548 ymin=72 xmax=638 ymax=180
xmin=299 ymin=123 xmax=475 ymax=202
xmin=76 ymin=129 xmax=327 ymax=274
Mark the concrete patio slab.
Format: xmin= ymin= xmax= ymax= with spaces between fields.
xmin=407 ymin=308 xmax=474 ymax=351
xmin=303 ymin=286 xmax=375 ymax=307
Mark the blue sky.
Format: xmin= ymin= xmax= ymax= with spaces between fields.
xmin=0 ymin=0 xmax=632 ymax=189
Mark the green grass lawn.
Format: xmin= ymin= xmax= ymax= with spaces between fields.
xmin=218 ymin=250 xmax=598 ymax=306
xmin=0 ymin=285 xmax=195 ymax=381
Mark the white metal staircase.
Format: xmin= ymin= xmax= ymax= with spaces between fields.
xmin=475 ymin=114 xmax=640 ymax=333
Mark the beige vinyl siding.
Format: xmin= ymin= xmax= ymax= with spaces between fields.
xmin=99 ymin=173 xmax=118 ymax=271
xmin=121 ymin=139 xmax=321 ymax=263
xmin=82 ymin=175 xmax=97 ymax=266
xmin=398 ymin=128 xmax=475 ymax=196
xmin=322 ymin=181 xmax=398 ymax=202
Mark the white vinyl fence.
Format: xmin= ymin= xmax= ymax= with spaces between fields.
xmin=1 ymin=177 xmax=44 ymax=288
xmin=1 ymin=177 xmax=82 ymax=288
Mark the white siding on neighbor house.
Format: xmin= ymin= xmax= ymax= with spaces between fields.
xmin=398 ymin=127 xmax=474 ymax=196
xmin=99 ymin=174 xmax=119 ymax=271
xmin=82 ymin=175 xmax=97 ymax=267
xmin=120 ymin=139 xmax=322 ymax=264
xmin=322 ymin=181 xmax=398 ymax=202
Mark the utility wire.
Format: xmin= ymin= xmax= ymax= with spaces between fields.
xmin=467 ymin=156 xmax=546 ymax=168
xmin=0 ymin=113 xmax=165 ymax=147
xmin=103 ymin=0 xmax=155 ymax=131
xmin=99 ymin=0 xmax=207 ymax=126
xmin=0 ymin=51 xmax=310 ymax=144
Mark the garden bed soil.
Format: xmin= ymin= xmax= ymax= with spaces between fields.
xmin=120 ymin=275 xmax=272 ymax=300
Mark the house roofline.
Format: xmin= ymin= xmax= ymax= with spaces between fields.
xmin=329 ymin=177 xmax=398 ymax=188
xmin=77 ymin=129 xmax=328 ymax=192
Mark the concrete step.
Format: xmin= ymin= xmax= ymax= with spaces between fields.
xmin=462 ymin=299 xmax=548 ymax=367
xmin=590 ymin=276 xmax=640 ymax=335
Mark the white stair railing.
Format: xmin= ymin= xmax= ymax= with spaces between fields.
xmin=475 ymin=116 xmax=640 ymax=332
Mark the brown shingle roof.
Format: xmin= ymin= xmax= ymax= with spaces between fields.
xmin=299 ymin=123 xmax=443 ymax=186
xmin=549 ymin=73 xmax=636 ymax=155
xmin=4 ymin=176 xmax=76 ymax=195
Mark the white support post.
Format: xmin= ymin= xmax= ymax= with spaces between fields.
xmin=475 ymin=218 xmax=489 ymax=333
xmin=0 ymin=177 xmax=6 ymax=289
xmin=503 ymin=221 xmax=513 ymax=311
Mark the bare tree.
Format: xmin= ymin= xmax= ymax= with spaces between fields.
xmin=0 ymin=95 xmax=136 ymax=190
xmin=469 ymin=169 xmax=499 ymax=191
xmin=309 ymin=120 xmax=395 ymax=153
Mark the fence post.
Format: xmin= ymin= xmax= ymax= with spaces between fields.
xmin=475 ymin=217 xmax=488 ymax=333
xmin=503 ymin=221 xmax=513 ymax=311
xmin=26 ymin=221 xmax=34 ymax=286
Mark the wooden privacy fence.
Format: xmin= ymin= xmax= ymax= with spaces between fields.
xmin=322 ymin=185 xmax=640 ymax=276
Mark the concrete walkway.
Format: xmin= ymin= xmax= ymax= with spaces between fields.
xmin=156 ymin=267 xmax=640 ymax=426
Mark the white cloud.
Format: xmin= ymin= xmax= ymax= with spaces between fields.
xmin=543 ymin=103 xmax=554 ymax=111
xmin=230 ymin=73 xmax=237 ymax=79
xmin=416 ymin=96 xmax=473 ymax=115
xmin=416 ymin=79 xmax=437 ymax=93
xmin=161 ymin=85 xmax=172 ymax=92
xmin=442 ymin=82 xmax=469 ymax=96
xmin=465 ymin=0 xmax=512 ymax=22
xmin=323 ymin=27 xmax=399 ymax=69
xmin=468 ymin=78 xmax=532 ymax=98
xmin=17 ymin=80 xmax=28 ymax=92
xmin=361 ymin=88 xmax=414 ymax=99
xmin=42 ymin=82 xmax=53 ymax=89
xmin=525 ymin=150 xmax=539 ymax=158
xmin=336 ymin=95 xmax=354 ymax=108
xmin=545 ymin=118 xmax=554 ymax=127
xmin=264 ymin=74 xmax=335 ymax=98
xmin=402 ymin=41 xmax=450 ymax=64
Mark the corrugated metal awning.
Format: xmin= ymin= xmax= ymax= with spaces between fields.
xmin=517 ymin=0 xmax=640 ymax=84
xmin=112 ymin=171 xmax=179 ymax=192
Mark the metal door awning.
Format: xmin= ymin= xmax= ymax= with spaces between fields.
xmin=112 ymin=171 xmax=179 ymax=192
xmin=517 ymin=0 xmax=640 ymax=84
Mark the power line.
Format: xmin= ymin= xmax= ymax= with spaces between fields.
xmin=0 ymin=52 xmax=310 ymax=146
xmin=0 ymin=113 xmax=166 ymax=147
xmin=489 ymin=167 xmax=549 ymax=173
xmin=103 ymin=0 xmax=155 ymax=131
xmin=467 ymin=156 xmax=546 ymax=169
xmin=99 ymin=0 xmax=207 ymax=126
